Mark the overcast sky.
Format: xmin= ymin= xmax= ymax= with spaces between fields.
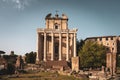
xmin=0 ymin=0 xmax=120 ymax=55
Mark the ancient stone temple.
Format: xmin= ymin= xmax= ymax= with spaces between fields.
xmin=36 ymin=13 xmax=78 ymax=69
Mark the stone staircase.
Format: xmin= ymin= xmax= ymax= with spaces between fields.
xmin=43 ymin=60 xmax=71 ymax=70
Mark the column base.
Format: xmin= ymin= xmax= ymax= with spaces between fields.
xmin=43 ymin=59 xmax=47 ymax=62
xmin=36 ymin=60 xmax=40 ymax=64
xmin=66 ymin=58 xmax=69 ymax=62
xmin=59 ymin=59 xmax=62 ymax=61
xmin=51 ymin=58 xmax=54 ymax=61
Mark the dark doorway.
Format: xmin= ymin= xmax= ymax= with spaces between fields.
xmin=54 ymin=43 xmax=59 ymax=60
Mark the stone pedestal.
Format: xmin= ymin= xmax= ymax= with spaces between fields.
xmin=72 ymin=57 xmax=80 ymax=72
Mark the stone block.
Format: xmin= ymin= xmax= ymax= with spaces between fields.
xmin=72 ymin=57 xmax=80 ymax=72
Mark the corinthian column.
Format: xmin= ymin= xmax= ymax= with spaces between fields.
xmin=36 ymin=33 xmax=39 ymax=62
xmin=44 ymin=33 xmax=47 ymax=61
xmin=66 ymin=32 xmax=69 ymax=61
xmin=59 ymin=33 xmax=62 ymax=61
xmin=74 ymin=33 xmax=76 ymax=57
xmin=51 ymin=32 xmax=54 ymax=61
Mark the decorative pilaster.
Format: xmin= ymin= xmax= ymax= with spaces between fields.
xmin=74 ymin=33 xmax=77 ymax=57
xmin=59 ymin=33 xmax=62 ymax=61
xmin=44 ymin=33 xmax=47 ymax=61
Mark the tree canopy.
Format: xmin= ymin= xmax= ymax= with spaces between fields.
xmin=25 ymin=51 xmax=36 ymax=64
xmin=117 ymin=55 xmax=120 ymax=68
xmin=78 ymin=40 xmax=107 ymax=68
xmin=0 ymin=50 xmax=5 ymax=54
xmin=76 ymin=39 xmax=84 ymax=55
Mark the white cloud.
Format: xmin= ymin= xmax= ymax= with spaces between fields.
xmin=2 ymin=0 xmax=30 ymax=10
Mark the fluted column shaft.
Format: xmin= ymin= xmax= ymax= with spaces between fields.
xmin=36 ymin=33 xmax=39 ymax=61
xmin=74 ymin=33 xmax=76 ymax=57
xmin=66 ymin=32 xmax=69 ymax=61
xmin=51 ymin=32 xmax=54 ymax=61
xmin=59 ymin=33 xmax=62 ymax=61
xmin=44 ymin=33 xmax=47 ymax=61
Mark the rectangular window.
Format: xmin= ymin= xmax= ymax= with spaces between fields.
xmin=100 ymin=38 xmax=102 ymax=41
xmin=112 ymin=48 xmax=114 ymax=50
xmin=106 ymin=37 xmax=108 ymax=41
xmin=107 ymin=48 xmax=109 ymax=51
xmin=111 ymin=37 xmax=113 ymax=40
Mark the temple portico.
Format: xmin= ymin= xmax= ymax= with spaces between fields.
xmin=36 ymin=29 xmax=77 ymax=62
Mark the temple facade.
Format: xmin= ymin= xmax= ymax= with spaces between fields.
xmin=36 ymin=13 xmax=78 ymax=64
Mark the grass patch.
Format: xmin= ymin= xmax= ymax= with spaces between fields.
xmin=0 ymin=71 xmax=88 ymax=80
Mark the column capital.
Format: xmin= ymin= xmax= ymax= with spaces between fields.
xmin=74 ymin=33 xmax=77 ymax=37
xmin=71 ymin=34 xmax=73 ymax=37
xmin=44 ymin=33 xmax=47 ymax=37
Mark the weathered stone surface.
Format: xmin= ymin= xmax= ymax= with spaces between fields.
xmin=15 ymin=56 xmax=24 ymax=70
xmin=36 ymin=13 xmax=78 ymax=70
xmin=72 ymin=57 xmax=80 ymax=72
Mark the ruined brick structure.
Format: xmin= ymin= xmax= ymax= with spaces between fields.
xmin=86 ymin=36 xmax=120 ymax=75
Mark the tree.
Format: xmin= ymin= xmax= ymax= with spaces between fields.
xmin=0 ymin=50 xmax=5 ymax=54
xmin=78 ymin=40 xmax=107 ymax=68
xmin=10 ymin=51 xmax=14 ymax=55
xmin=117 ymin=54 xmax=120 ymax=68
xmin=25 ymin=51 xmax=36 ymax=64
xmin=7 ymin=63 xmax=15 ymax=74
xmin=0 ymin=50 xmax=5 ymax=57
xmin=3 ymin=54 xmax=18 ymax=64
xmin=3 ymin=53 xmax=18 ymax=74
xmin=76 ymin=39 xmax=84 ymax=55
